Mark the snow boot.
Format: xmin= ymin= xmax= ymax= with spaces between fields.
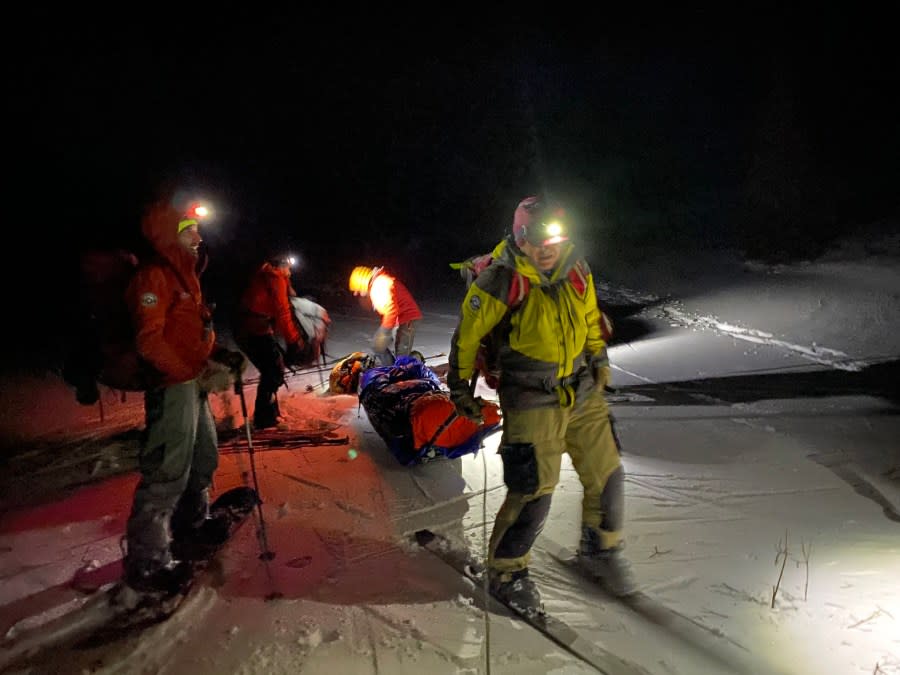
xmin=489 ymin=568 xmax=542 ymax=616
xmin=577 ymin=526 xmax=637 ymax=597
xmin=253 ymin=415 xmax=289 ymax=431
xmin=124 ymin=558 xmax=193 ymax=596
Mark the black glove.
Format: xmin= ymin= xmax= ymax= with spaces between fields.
xmin=449 ymin=378 xmax=484 ymax=424
xmin=211 ymin=346 xmax=248 ymax=376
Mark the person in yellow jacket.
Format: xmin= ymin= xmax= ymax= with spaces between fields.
xmin=447 ymin=195 xmax=634 ymax=614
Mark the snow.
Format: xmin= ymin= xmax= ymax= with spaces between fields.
xmin=1 ymin=231 xmax=899 ymax=674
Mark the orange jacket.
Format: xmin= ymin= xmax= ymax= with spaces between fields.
xmin=126 ymin=202 xmax=215 ymax=385
xmin=369 ymin=271 xmax=422 ymax=329
xmin=238 ymin=263 xmax=301 ymax=344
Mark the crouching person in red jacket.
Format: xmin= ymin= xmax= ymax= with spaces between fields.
xmin=349 ymin=265 xmax=423 ymax=366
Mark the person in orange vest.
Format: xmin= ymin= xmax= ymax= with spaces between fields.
xmin=235 ymin=253 xmax=305 ymax=429
xmin=349 ymin=266 xmax=422 ymax=366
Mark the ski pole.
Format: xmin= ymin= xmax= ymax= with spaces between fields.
xmin=234 ymin=375 xmax=275 ymax=561
xmin=467 ymin=369 xmax=492 ymax=667
xmin=279 ymin=344 xmax=299 ymax=387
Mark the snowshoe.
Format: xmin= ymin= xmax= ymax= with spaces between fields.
xmin=171 ymin=513 xmax=232 ymax=562
xmin=81 ymin=487 xmax=260 ymax=646
xmin=172 ymin=486 xmax=259 ymax=564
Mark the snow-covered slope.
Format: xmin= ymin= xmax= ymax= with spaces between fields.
xmin=1 ymin=236 xmax=898 ymax=674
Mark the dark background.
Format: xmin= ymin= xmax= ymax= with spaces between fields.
xmin=5 ymin=10 xmax=899 ymax=372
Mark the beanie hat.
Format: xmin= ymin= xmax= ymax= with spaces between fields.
xmin=177 ymin=218 xmax=198 ymax=234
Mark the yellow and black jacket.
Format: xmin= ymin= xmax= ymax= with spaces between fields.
xmin=448 ymin=237 xmax=608 ymax=410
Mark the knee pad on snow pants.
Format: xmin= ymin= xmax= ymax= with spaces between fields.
xmin=599 ymin=466 xmax=625 ymax=533
xmin=500 ymin=442 xmax=540 ymax=493
xmin=491 ymin=442 xmax=552 ymax=565
xmin=493 ymin=493 xmax=553 ymax=562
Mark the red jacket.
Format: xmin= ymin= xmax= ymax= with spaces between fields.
xmin=126 ymin=202 xmax=215 ymax=385
xmin=238 ymin=263 xmax=301 ymax=344
xmin=369 ymin=271 xmax=422 ymax=329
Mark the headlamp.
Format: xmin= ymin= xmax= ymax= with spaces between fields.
xmin=188 ymin=202 xmax=213 ymax=220
xmin=270 ymin=253 xmax=297 ymax=269
xmin=525 ymin=218 xmax=569 ymax=247
xmin=177 ymin=201 xmax=214 ymax=234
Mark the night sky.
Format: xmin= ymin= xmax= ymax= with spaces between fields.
xmin=6 ymin=10 xmax=899 ymax=370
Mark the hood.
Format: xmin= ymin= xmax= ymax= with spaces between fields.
xmin=260 ymin=262 xmax=289 ymax=279
xmin=140 ymin=200 xmax=201 ymax=294
xmin=141 ymin=201 xmax=198 ymax=266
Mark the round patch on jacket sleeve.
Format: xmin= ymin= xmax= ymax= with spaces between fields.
xmin=469 ymin=295 xmax=481 ymax=311
xmin=140 ymin=292 xmax=159 ymax=307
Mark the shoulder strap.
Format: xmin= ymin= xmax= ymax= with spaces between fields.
xmin=567 ymin=262 xmax=588 ymax=296
xmin=507 ymin=271 xmax=529 ymax=308
xmin=506 ymin=261 xmax=587 ymax=310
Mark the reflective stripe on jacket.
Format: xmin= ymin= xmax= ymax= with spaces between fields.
xmin=370 ymin=272 xmax=422 ymax=328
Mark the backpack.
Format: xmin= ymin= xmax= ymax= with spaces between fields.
xmin=62 ymin=249 xmax=162 ymax=405
xmin=450 ymin=252 xmax=613 ymax=389
xmin=328 ymin=352 xmax=376 ymax=394
xmin=287 ymin=296 xmax=331 ymax=367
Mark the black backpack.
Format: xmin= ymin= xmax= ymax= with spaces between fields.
xmin=62 ymin=249 xmax=162 ymax=404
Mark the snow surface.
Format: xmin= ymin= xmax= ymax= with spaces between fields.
xmin=1 ymin=232 xmax=898 ymax=674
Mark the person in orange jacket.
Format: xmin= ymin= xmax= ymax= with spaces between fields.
xmin=123 ymin=195 xmax=246 ymax=593
xmin=235 ymin=254 xmax=305 ymax=429
xmin=349 ymin=266 xmax=423 ymax=366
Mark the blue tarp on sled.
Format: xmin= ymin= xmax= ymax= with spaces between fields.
xmin=359 ymin=356 xmax=501 ymax=466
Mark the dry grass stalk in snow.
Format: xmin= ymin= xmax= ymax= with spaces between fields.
xmin=771 ymin=529 xmax=789 ymax=609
